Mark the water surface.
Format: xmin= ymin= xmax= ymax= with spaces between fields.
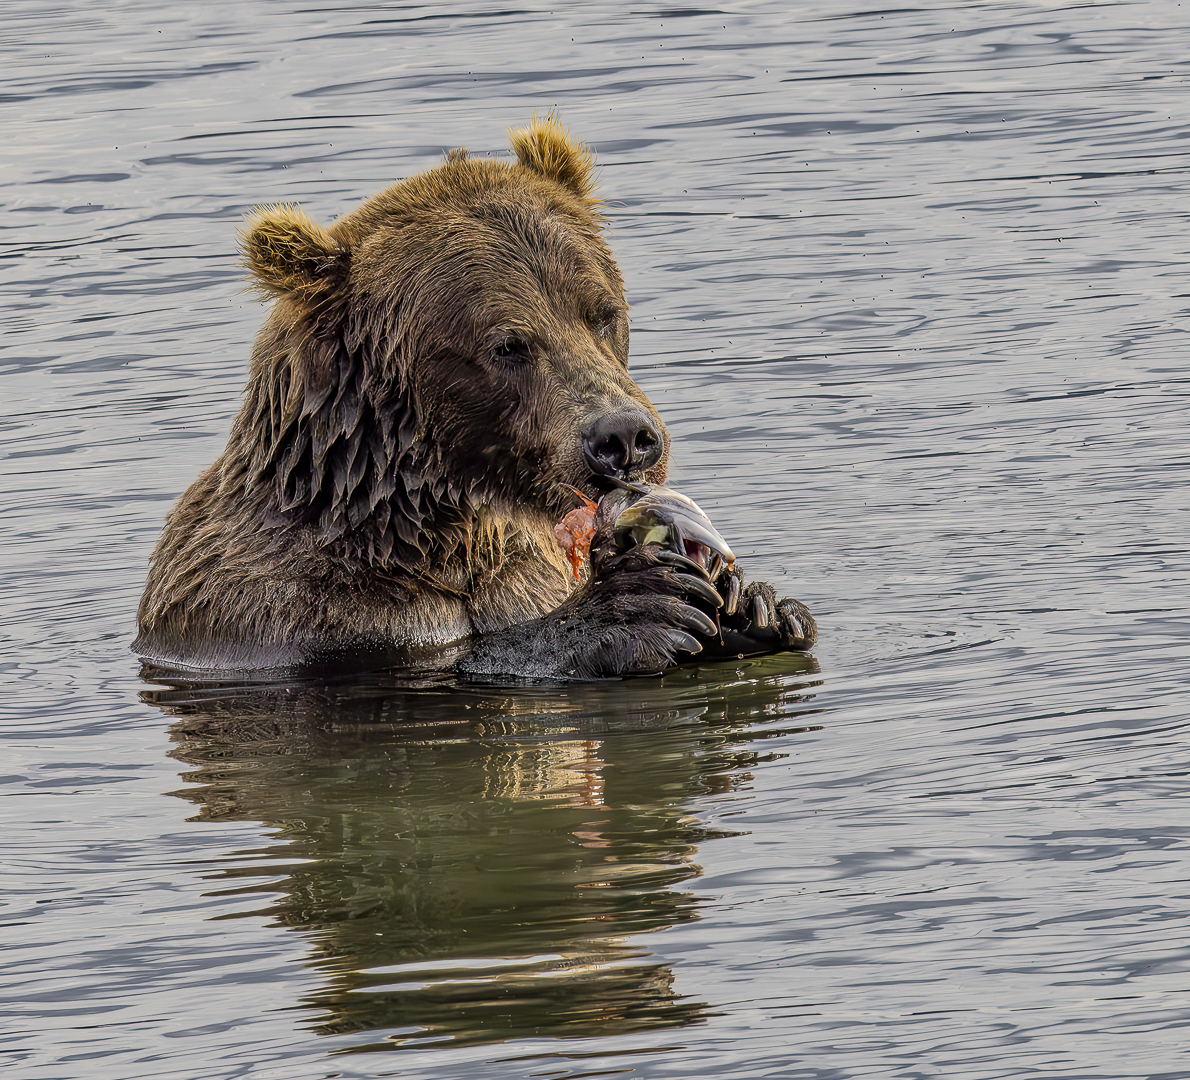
xmin=3 ymin=2 xmax=1190 ymax=1077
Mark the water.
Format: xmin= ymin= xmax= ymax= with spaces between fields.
xmin=3 ymin=1 xmax=1189 ymax=1076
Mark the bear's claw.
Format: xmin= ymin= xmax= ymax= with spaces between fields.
xmin=666 ymin=629 xmax=704 ymax=655
xmin=673 ymin=572 xmax=725 ymax=610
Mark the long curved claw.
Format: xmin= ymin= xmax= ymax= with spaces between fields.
xmin=674 ymin=572 xmax=724 ymax=609
xmin=673 ymin=603 xmax=719 ymax=639
xmin=750 ymin=588 xmax=772 ymax=629
xmin=666 ymin=628 xmax=704 ymax=655
xmin=654 ymin=548 xmax=715 ymax=581
xmin=723 ymin=570 xmax=742 ymax=616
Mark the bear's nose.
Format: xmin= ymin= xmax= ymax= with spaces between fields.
xmin=582 ymin=410 xmax=664 ymax=479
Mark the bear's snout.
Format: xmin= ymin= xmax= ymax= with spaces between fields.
xmin=581 ymin=408 xmax=665 ymax=481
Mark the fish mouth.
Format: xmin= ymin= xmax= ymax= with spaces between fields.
xmin=607 ymin=481 xmax=735 ymax=582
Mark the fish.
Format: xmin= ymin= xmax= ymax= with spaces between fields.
xmin=596 ymin=480 xmax=735 ymax=583
xmin=556 ymin=480 xmax=738 ymax=612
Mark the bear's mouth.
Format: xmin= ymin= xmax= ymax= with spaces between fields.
xmin=584 ymin=454 xmax=668 ymax=495
xmin=581 ymin=471 xmax=620 ymax=499
xmin=564 ymin=469 xmax=628 ymax=505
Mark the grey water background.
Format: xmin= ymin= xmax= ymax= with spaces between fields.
xmin=3 ymin=0 xmax=1189 ymax=1076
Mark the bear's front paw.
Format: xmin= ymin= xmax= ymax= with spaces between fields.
xmin=561 ymin=561 xmax=726 ymax=678
xmin=716 ymin=571 xmax=818 ymax=654
xmin=456 ymin=557 xmax=724 ymax=680
xmin=739 ymin=580 xmax=817 ymax=649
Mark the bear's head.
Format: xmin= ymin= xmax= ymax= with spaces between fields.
xmin=235 ymin=116 xmax=669 ymax=569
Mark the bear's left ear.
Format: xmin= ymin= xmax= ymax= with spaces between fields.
xmin=239 ymin=204 xmax=349 ymax=300
xmin=508 ymin=114 xmax=597 ymax=202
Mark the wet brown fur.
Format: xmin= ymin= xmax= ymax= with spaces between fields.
xmin=135 ymin=117 xmax=669 ymax=671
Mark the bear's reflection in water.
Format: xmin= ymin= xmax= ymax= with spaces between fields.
xmin=148 ymin=658 xmax=820 ymax=1050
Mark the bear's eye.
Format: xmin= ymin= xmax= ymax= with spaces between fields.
xmin=490 ymin=336 xmax=533 ymax=366
xmin=593 ymin=306 xmax=620 ymax=339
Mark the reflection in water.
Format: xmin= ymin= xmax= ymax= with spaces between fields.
xmin=148 ymin=658 xmax=821 ymax=1051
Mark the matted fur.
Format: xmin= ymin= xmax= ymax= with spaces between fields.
xmin=135 ymin=119 xmax=670 ymax=672
xmin=136 ymin=118 xmax=816 ymax=679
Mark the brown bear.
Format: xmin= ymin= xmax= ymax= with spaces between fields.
xmin=134 ymin=117 xmax=816 ymax=679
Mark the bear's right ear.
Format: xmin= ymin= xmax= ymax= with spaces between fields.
xmin=239 ymin=204 xmax=349 ymax=300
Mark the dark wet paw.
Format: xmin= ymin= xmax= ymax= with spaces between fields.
xmin=706 ymin=569 xmax=817 ymax=656
xmin=774 ymin=595 xmax=818 ymax=649
xmin=738 ymin=582 xmax=817 ymax=648
xmin=549 ymin=562 xmax=729 ymax=677
xmin=570 ymin=605 xmax=714 ymax=677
